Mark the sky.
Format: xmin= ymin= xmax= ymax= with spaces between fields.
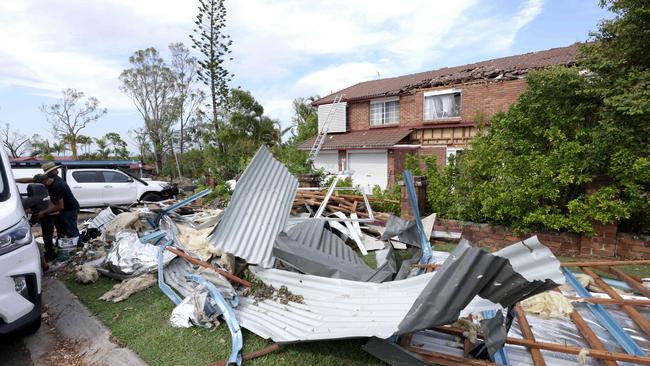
xmin=0 ymin=0 xmax=612 ymax=151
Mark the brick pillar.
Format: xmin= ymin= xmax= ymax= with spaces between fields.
xmin=298 ymin=173 xmax=321 ymax=188
xmin=399 ymin=176 xmax=427 ymax=220
xmin=579 ymin=176 xmax=618 ymax=257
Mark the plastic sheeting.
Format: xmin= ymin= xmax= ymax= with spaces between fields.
xmin=209 ymin=146 xmax=298 ymax=268
xmin=102 ymin=230 xmax=176 ymax=276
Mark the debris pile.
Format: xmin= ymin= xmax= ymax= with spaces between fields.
xmin=63 ymin=146 xmax=650 ymax=365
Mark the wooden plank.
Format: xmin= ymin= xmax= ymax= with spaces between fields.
xmin=581 ymin=267 xmax=650 ymax=335
xmin=554 ymin=289 xmax=620 ymax=366
xmin=165 ymin=247 xmax=252 ymax=288
xmin=514 ymin=304 xmax=546 ymax=366
xmin=607 ymin=266 xmax=650 ymax=298
xmin=434 ymin=326 xmax=650 ymax=365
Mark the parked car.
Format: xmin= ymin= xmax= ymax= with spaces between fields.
xmin=12 ymin=166 xmax=178 ymax=208
xmin=0 ymin=149 xmax=42 ymax=335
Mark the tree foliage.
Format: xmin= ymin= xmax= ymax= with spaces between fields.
xmin=425 ymin=0 xmax=649 ymax=233
xmin=1 ymin=123 xmax=30 ymax=158
xmin=40 ymin=88 xmax=107 ymax=159
xmin=120 ymin=48 xmax=178 ymax=173
xmin=190 ymin=0 xmax=233 ymax=125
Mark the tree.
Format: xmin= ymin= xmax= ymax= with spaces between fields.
xmin=104 ymin=132 xmax=129 ymax=159
xmin=0 ymin=123 xmax=30 ymax=158
xmin=75 ymin=135 xmax=94 ymax=156
xmin=129 ymin=128 xmax=151 ymax=163
xmin=29 ymin=134 xmax=52 ymax=158
xmin=94 ymin=137 xmax=110 ymax=159
xmin=40 ymin=88 xmax=107 ymax=160
xmin=169 ymin=42 xmax=205 ymax=169
xmin=290 ymin=96 xmax=319 ymax=143
xmin=189 ymin=0 xmax=233 ymax=127
xmin=120 ymin=48 xmax=178 ymax=173
xmin=426 ymin=0 xmax=650 ymax=233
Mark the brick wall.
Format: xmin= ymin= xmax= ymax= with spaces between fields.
xmin=348 ymin=79 xmax=526 ymax=132
xmin=418 ymin=146 xmax=447 ymax=169
xmin=436 ymin=218 xmax=650 ymax=259
xmin=348 ymin=101 xmax=370 ymax=131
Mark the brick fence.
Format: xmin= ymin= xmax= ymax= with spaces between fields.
xmin=437 ymin=218 xmax=650 ymax=260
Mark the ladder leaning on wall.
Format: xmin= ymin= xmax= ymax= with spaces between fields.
xmin=309 ymin=94 xmax=344 ymax=162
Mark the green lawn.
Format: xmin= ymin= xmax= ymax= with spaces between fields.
xmin=64 ymin=275 xmax=383 ymax=366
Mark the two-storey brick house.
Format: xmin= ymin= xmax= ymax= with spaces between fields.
xmin=299 ymin=44 xmax=578 ymax=193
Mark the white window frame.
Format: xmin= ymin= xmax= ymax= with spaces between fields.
xmin=370 ymin=97 xmax=400 ymax=126
xmin=446 ymin=147 xmax=464 ymax=165
xmin=423 ymin=88 xmax=462 ymax=121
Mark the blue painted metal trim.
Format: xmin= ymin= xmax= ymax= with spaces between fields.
xmin=162 ymin=189 xmax=211 ymax=214
xmin=603 ymin=278 xmax=632 ymax=292
xmin=563 ymin=268 xmax=645 ymax=356
xmin=403 ymin=171 xmax=432 ymax=265
xmin=157 ymin=245 xmax=182 ymax=305
xmin=481 ymin=310 xmax=510 ymax=366
xmin=187 ymin=274 xmax=243 ymax=366
xmin=140 ymin=230 xmax=166 ymax=244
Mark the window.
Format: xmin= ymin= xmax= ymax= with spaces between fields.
xmin=424 ymin=89 xmax=461 ymax=120
xmin=370 ymin=98 xmax=400 ymax=125
xmin=72 ymin=171 xmax=103 ymax=183
xmin=446 ymin=147 xmax=464 ymax=165
xmin=102 ymin=171 xmax=131 ymax=183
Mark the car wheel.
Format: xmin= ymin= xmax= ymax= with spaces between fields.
xmin=22 ymin=314 xmax=41 ymax=335
xmin=141 ymin=192 xmax=164 ymax=202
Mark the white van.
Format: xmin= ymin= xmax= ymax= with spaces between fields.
xmin=0 ymin=148 xmax=42 ymax=335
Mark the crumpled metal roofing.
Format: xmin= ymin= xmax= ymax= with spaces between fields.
xmin=398 ymin=236 xmax=563 ymax=334
xmin=273 ymin=219 xmax=394 ymax=282
xmin=208 ymin=146 xmax=298 ymax=268
xmin=235 ymin=236 xmax=563 ymax=343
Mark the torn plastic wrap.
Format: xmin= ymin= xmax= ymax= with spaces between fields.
xmin=102 ymin=230 xmax=176 ymax=277
xmin=272 ymin=219 xmax=395 ymax=282
xmin=170 ymin=285 xmax=222 ymax=329
xmin=397 ymin=236 xmax=563 ymax=334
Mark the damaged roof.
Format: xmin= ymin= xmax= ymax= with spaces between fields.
xmin=313 ymin=44 xmax=579 ymax=106
xmin=297 ymin=127 xmax=413 ymax=150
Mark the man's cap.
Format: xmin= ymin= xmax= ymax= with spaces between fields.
xmin=41 ymin=162 xmax=60 ymax=175
xmin=33 ymin=173 xmax=48 ymax=183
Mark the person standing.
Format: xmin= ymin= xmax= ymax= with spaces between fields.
xmin=33 ymin=163 xmax=81 ymax=246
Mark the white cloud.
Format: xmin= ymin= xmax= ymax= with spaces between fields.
xmin=0 ymin=0 xmax=546 ymax=135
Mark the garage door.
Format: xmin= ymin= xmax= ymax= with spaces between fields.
xmin=313 ymin=151 xmax=338 ymax=173
xmin=347 ymin=150 xmax=388 ymax=194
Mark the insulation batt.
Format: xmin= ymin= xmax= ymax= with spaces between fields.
xmin=75 ymin=264 xmax=99 ymax=284
xmin=99 ymin=274 xmax=157 ymax=302
xmin=520 ymin=291 xmax=574 ymax=318
xmin=176 ymin=224 xmax=221 ymax=261
xmin=103 ymin=212 xmax=143 ymax=241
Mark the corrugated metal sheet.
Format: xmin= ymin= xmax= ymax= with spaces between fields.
xmin=209 ymin=146 xmax=298 ymax=268
xmin=273 ymin=219 xmax=393 ymax=282
xmin=318 ymin=102 xmax=347 ymax=133
xmin=236 ymin=236 xmax=563 ymax=343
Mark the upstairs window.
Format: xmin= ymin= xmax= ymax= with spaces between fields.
xmin=424 ymin=89 xmax=461 ymax=120
xmin=370 ymin=97 xmax=400 ymax=126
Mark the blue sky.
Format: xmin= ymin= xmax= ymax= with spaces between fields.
xmin=0 ymin=0 xmax=611 ymax=152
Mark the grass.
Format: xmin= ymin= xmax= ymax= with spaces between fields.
xmin=63 ymin=275 xmax=383 ymax=366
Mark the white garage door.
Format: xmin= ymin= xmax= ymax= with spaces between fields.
xmin=313 ymin=151 xmax=338 ymax=173
xmin=347 ymin=150 xmax=388 ymax=194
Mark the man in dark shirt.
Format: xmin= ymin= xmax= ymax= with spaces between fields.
xmin=34 ymin=166 xmax=80 ymax=246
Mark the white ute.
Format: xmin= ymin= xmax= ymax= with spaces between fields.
xmin=13 ymin=166 xmax=178 ymax=208
xmin=0 ymin=148 xmax=42 ymax=335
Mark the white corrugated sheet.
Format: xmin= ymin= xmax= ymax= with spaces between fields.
xmin=208 ymin=146 xmax=298 ymax=268
xmin=318 ymin=102 xmax=347 ymax=133
xmin=235 ymin=237 xmax=564 ymax=343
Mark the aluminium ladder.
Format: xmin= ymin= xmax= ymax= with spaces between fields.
xmin=309 ymin=94 xmax=344 ymax=161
